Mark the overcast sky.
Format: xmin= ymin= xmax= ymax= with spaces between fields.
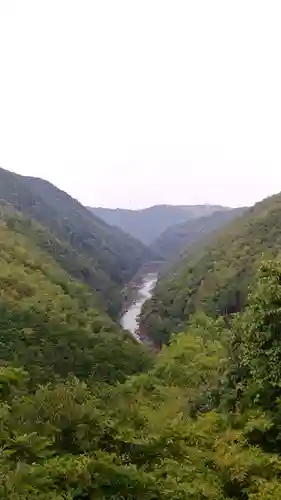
xmin=0 ymin=1 xmax=280 ymax=209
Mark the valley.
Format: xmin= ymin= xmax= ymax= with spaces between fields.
xmin=2 ymin=166 xmax=281 ymax=499
xmin=2 ymin=3 xmax=280 ymax=496
xmin=89 ymin=203 xmax=233 ymax=245
xmin=121 ymin=272 xmax=158 ymax=341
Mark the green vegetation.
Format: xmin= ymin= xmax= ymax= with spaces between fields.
xmin=150 ymin=207 xmax=245 ymax=261
xmin=0 ymin=167 xmax=154 ymax=316
xmin=2 ymin=259 xmax=281 ymax=498
xmin=0 ymin=208 xmax=152 ymax=386
xmin=90 ymin=204 xmax=230 ymax=245
xmin=3 ymin=168 xmax=281 ymax=498
xmin=141 ymin=193 xmax=281 ymax=345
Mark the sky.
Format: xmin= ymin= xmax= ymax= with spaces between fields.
xmin=0 ymin=0 xmax=281 ymax=209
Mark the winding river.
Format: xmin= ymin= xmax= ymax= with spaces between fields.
xmin=121 ymin=273 xmax=158 ymax=342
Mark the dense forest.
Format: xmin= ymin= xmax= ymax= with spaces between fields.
xmin=2 ymin=169 xmax=281 ymax=498
xmin=3 ymin=253 xmax=281 ymax=497
xmin=0 ymin=201 xmax=152 ymax=384
xmin=89 ymin=204 xmax=231 ymax=245
xmin=140 ymin=192 xmax=281 ymax=346
xmin=150 ymin=207 xmax=246 ymax=261
xmin=0 ymin=167 xmax=154 ymax=317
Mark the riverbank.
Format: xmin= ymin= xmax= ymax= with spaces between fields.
xmin=121 ymin=273 xmax=158 ymax=342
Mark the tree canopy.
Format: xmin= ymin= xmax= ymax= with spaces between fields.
xmin=140 ymin=192 xmax=281 ymax=345
xmin=2 ymin=168 xmax=281 ymax=497
xmin=2 ymin=254 xmax=281 ymax=497
xmin=0 ymin=167 xmax=154 ymax=316
xmin=150 ymin=207 xmax=245 ymax=261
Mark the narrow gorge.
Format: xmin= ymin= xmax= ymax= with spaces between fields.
xmin=121 ymin=272 xmax=158 ymax=341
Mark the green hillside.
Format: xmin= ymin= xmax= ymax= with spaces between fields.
xmin=0 ymin=201 xmax=152 ymax=385
xmin=150 ymin=207 xmax=245 ymax=261
xmin=0 ymin=167 xmax=154 ymax=316
xmin=2 ymin=173 xmax=281 ymax=498
xmin=140 ymin=192 xmax=281 ymax=346
xmin=89 ymin=204 xmax=230 ymax=245
xmin=3 ymin=258 xmax=281 ymax=498
xmin=3 ymin=170 xmax=281 ymax=498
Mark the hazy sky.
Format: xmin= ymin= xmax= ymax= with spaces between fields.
xmin=1 ymin=1 xmax=281 ymax=209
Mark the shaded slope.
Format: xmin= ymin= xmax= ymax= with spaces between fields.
xmin=89 ymin=204 xmax=230 ymax=245
xmin=0 ymin=167 xmax=154 ymax=316
xmin=150 ymin=207 xmax=246 ymax=261
xmin=0 ymin=204 xmax=152 ymax=385
xmin=140 ymin=192 xmax=281 ymax=346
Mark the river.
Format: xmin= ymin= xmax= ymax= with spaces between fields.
xmin=121 ymin=273 xmax=158 ymax=342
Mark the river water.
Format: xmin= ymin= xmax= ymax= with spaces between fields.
xmin=121 ymin=273 xmax=158 ymax=342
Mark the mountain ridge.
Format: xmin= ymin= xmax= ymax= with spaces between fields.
xmin=0 ymin=167 xmax=154 ymax=316
xmin=140 ymin=191 xmax=281 ymax=345
xmin=150 ymin=207 xmax=246 ymax=261
xmin=89 ymin=203 xmax=232 ymax=245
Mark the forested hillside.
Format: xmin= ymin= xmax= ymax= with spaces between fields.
xmin=3 ymin=257 xmax=281 ymax=498
xmin=2 ymin=171 xmax=281 ymax=498
xmin=89 ymin=204 xmax=230 ymax=245
xmin=151 ymin=207 xmax=246 ymax=261
xmin=0 ymin=202 xmax=152 ymax=384
xmin=3 ymin=0 xmax=281 ymax=495
xmin=0 ymin=167 xmax=154 ymax=316
xmin=140 ymin=192 xmax=281 ymax=346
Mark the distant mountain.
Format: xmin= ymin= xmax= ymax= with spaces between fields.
xmin=140 ymin=192 xmax=281 ymax=346
xmin=0 ymin=167 xmax=154 ymax=316
xmin=88 ymin=204 xmax=231 ymax=245
xmin=150 ymin=207 xmax=246 ymax=261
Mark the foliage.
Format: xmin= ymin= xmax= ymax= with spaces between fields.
xmin=3 ymin=168 xmax=281 ymax=497
xmin=3 ymin=268 xmax=281 ymax=498
xmin=0 ymin=216 xmax=152 ymax=386
xmin=141 ymin=192 xmax=281 ymax=345
xmin=150 ymin=208 xmax=245 ymax=261
xmin=0 ymin=167 xmax=153 ymax=316
xmin=227 ymin=260 xmax=281 ymax=453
